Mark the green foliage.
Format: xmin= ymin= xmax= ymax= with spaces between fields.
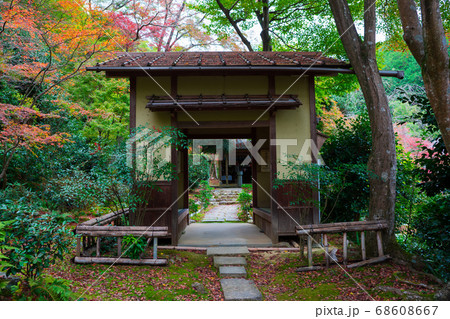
xmin=189 ymin=198 xmax=200 ymax=215
xmin=44 ymin=170 xmax=99 ymax=213
xmin=398 ymin=88 xmax=450 ymax=195
xmin=12 ymin=276 xmax=75 ymax=301
xmin=196 ymin=180 xmax=213 ymax=209
xmin=121 ymin=235 xmax=148 ymax=260
xmin=237 ymin=188 xmax=252 ymax=222
xmin=0 ymin=202 xmax=74 ymax=280
xmin=188 ymin=153 xmax=210 ymax=189
xmin=320 ymin=113 xmax=372 ymax=221
xmin=241 ymin=184 xmax=252 ymax=193
xmin=64 ymin=72 xmax=130 ymax=144
xmin=0 ymin=221 xmax=15 ymax=272
xmin=399 ymin=193 xmax=450 ymax=282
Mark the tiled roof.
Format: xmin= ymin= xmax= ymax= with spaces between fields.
xmin=93 ymin=51 xmax=348 ymax=68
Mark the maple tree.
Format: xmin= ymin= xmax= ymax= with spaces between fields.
xmin=0 ymin=103 xmax=70 ymax=186
xmin=0 ymin=0 xmax=128 ymax=106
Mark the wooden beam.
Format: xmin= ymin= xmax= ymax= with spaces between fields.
xmin=361 ymin=231 xmax=366 ymax=260
xmin=343 ymin=232 xmax=348 ymax=266
xmin=183 ymin=144 xmax=189 ymax=209
xmin=376 ymin=231 xmax=384 ymax=256
xmin=76 ymin=237 xmax=81 ymax=257
xmin=74 ymin=257 xmax=167 ymax=265
xmin=171 ymin=112 xmax=179 ymax=245
xmin=296 ymin=220 xmax=388 ymax=234
xmin=77 ymin=226 xmax=168 ymax=232
xmin=251 ymin=127 xmax=258 ymax=210
xmin=269 ymin=111 xmax=278 ymax=243
xmin=178 ymin=121 xmax=269 ymax=129
xmin=347 ymin=255 xmax=390 ymax=269
xmin=117 ymin=237 xmax=122 ymax=257
xmin=96 ymin=237 xmax=101 ymax=257
xmin=130 ymin=77 xmax=136 ymax=132
xmin=76 ymin=230 xmax=169 ymax=237
xmin=309 ymin=75 xmax=320 ymax=224
xmin=307 ymin=235 xmax=313 ymax=268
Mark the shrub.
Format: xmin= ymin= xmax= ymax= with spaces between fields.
xmin=320 ymin=113 xmax=372 ymax=222
xmin=189 ymin=153 xmax=210 ymax=189
xmin=189 ymin=198 xmax=200 ymax=215
xmin=0 ymin=203 xmax=74 ymax=281
xmin=12 ymin=276 xmax=75 ymax=301
xmin=121 ymin=235 xmax=147 ymax=259
xmin=44 ymin=170 xmax=99 ymax=213
xmin=409 ymin=193 xmax=450 ymax=281
xmin=196 ymin=180 xmax=213 ymax=209
xmin=237 ymin=188 xmax=252 ymax=222
xmin=242 ymin=184 xmax=252 ymax=193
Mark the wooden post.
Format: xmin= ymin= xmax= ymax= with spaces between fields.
xmin=153 ymin=237 xmax=158 ymax=259
xmin=307 ymin=236 xmax=313 ymax=267
xmin=361 ymin=231 xmax=366 ymax=260
xmin=343 ymin=232 xmax=348 ymax=266
xmin=117 ymin=237 xmax=122 ymax=257
xmin=324 ymin=234 xmax=329 ymax=268
xmin=376 ymin=231 xmax=384 ymax=256
xmin=76 ymin=237 xmax=81 ymax=257
xmin=96 ymin=237 xmax=101 ymax=257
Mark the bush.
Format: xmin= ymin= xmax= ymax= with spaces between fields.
xmin=121 ymin=235 xmax=147 ymax=260
xmin=189 ymin=153 xmax=210 ymax=189
xmin=320 ymin=113 xmax=372 ymax=222
xmin=189 ymin=198 xmax=200 ymax=215
xmin=12 ymin=276 xmax=75 ymax=301
xmin=237 ymin=186 xmax=252 ymax=222
xmin=196 ymin=181 xmax=213 ymax=209
xmin=44 ymin=170 xmax=99 ymax=213
xmin=408 ymin=193 xmax=450 ymax=281
xmin=0 ymin=202 xmax=74 ymax=280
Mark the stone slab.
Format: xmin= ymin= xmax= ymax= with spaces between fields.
xmin=207 ymin=246 xmax=250 ymax=256
xmin=214 ymin=256 xmax=247 ymax=267
xmin=220 ymin=279 xmax=262 ymax=301
xmin=219 ymin=266 xmax=247 ymax=278
xmin=178 ymin=223 xmax=272 ymax=247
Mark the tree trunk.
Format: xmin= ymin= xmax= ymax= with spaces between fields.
xmin=216 ymin=0 xmax=254 ymax=51
xmin=256 ymin=0 xmax=272 ymax=51
xmin=397 ymin=0 xmax=450 ymax=152
xmin=328 ymin=0 xmax=397 ymax=251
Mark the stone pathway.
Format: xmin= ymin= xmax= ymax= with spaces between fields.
xmin=207 ymin=246 xmax=262 ymax=301
xmin=202 ymin=204 xmax=240 ymax=222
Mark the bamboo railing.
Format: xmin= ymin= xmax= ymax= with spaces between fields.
xmin=74 ymin=209 xmax=168 ymax=265
xmin=296 ymin=220 xmax=389 ymax=271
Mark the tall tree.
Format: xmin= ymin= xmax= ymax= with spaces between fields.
xmin=328 ymin=0 xmax=397 ymax=250
xmin=396 ymin=0 xmax=450 ymax=152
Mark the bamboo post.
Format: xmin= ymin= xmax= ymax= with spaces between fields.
xmin=376 ymin=231 xmax=384 ymax=256
xmin=324 ymin=234 xmax=329 ymax=268
xmin=153 ymin=237 xmax=158 ymax=259
xmin=117 ymin=237 xmax=122 ymax=257
xmin=96 ymin=237 xmax=101 ymax=257
xmin=76 ymin=237 xmax=81 ymax=257
xmin=343 ymin=232 xmax=348 ymax=266
xmin=361 ymin=231 xmax=366 ymax=260
xmin=307 ymin=236 xmax=313 ymax=267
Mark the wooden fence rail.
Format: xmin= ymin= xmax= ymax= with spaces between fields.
xmin=74 ymin=209 xmax=168 ymax=265
xmin=296 ymin=220 xmax=389 ymax=271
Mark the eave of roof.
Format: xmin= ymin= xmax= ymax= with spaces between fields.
xmin=86 ymin=51 xmax=404 ymax=79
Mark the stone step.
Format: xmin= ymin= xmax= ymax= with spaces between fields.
xmin=207 ymin=246 xmax=250 ymax=256
xmin=213 ymin=256 xmax=247 ymax=267
xmin=220 ymin=278 xmax=263 ymax=301
xmin=219 ymin=266 xmax=247 ymax=278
